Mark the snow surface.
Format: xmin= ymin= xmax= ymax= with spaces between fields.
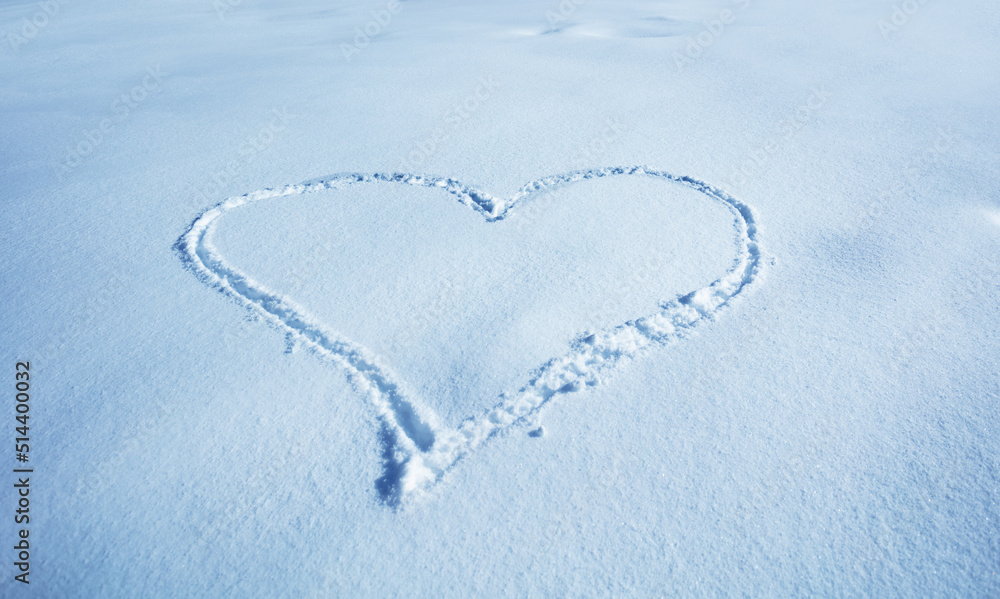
xmin=1 ymin=0 xmax=999 ymax=596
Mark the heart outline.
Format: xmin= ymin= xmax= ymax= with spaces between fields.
xmin=176 ymin=166 xmax=762 ymax=506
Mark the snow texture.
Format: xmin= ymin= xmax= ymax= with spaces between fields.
xmin=177 ymin=167 xmax=762 ymax=505
xmin=1 ymin=0 xmax=999 ymax=597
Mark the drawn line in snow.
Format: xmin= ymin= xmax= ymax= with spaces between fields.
xmin=175 ymin=166 xmax=763 ymax=507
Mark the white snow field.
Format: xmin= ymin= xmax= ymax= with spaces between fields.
xmin=1 ymin=0 xmax=998 ymax=596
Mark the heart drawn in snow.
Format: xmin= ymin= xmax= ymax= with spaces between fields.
xmin=176 ymin=167 xmax=762 ymax=507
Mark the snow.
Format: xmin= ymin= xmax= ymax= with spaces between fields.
xmin=1 ymin=0 xmax=998 ymax=596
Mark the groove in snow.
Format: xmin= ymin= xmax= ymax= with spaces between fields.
xmin=175 ymin=166 xmax=763 ymax=507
